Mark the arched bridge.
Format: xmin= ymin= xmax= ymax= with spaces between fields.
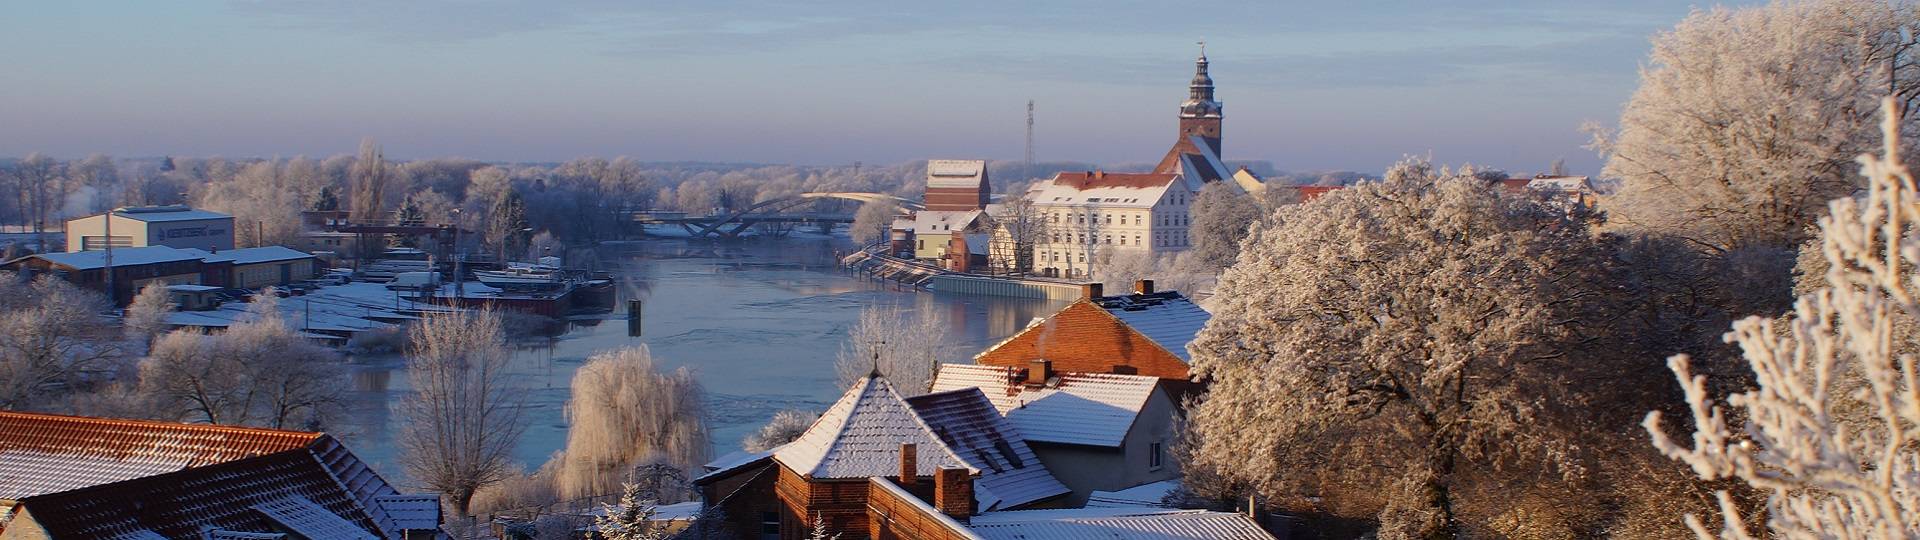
xmin=626 ymin=192 xmax=921 ymax=238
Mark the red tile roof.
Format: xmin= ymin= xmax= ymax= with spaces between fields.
xmin=974 ymin=300 xmax=1193 ymax=380
xmin=0 ymin=410 xmax=323 ymax=500
xmin=1050 ymin=172 xmax=1180 ymax=190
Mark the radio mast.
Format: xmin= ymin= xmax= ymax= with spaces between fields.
xmin=1025 ymin=100 xmax=1035 ymax=180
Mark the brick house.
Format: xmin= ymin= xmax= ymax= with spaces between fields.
xmin=973 ymin=280 xmax=1210 ymax=383
xmin=694 ymin=376 xmax=1067 ymax=540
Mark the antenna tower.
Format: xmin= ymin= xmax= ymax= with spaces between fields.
xmin=1025 ymin=100 xmax=1035 ymax=179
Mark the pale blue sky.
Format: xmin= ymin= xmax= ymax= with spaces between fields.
xmin=0 ymin=1 xmax=1748 ymax=174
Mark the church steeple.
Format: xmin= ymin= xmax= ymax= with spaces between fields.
xmin=1180 ymin=42 xmax=1222 ymax=119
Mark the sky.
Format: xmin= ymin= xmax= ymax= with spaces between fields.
xmin=0 ymin=1 xmax=1758 ymax=175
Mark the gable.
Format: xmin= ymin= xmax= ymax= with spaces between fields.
xmin=974 ymin=301 xmax=1192 ymax=380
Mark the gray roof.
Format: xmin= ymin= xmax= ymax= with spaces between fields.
xmin=932 ymin=364 xmax=1161 ymax=448
xmin=23 ymin=246 xmax=204 ymax=270
xmin=968 ymin=507 xmax=1274 ymax=539
xmin=109 ymin=206 xmax=233 ymax=222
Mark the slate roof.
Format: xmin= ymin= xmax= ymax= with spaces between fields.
xmin=967 ymin=507 xmax=1273 ymax=540
xmin=15 ymin=451 xmax=384 ymax=539
xmin=0 ymin=410 xmax=321 ymax=499
xmin=931 ymin=364 xmax=1161 ymax=448
xmin=0 ymin=411 xmax=434 ymax=539
xmin=774 ymin=377 xmax=975 ymax=480
xmin=1092 ymin=292 xmax=1212 ymax=363
xmin=905 ymin=389 xmax=1070 ymax=510
xmin=1086 ymin=479 xmax=1181 ymax=508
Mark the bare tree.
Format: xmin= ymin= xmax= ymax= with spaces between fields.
xmin=123 ymin=281 xmax=172 ymax=349
xmin=398 ymin=309 xmax=526 ymax=517
xmin=1646 ymin=98 xmax=1920 ymax=540
xmin=742 ymin=409 xmax=819 ymax=452
xmin=138 ymin=293 xmax=343 ymax=428
xmin=552 ymin=345 xmax=710 ymax=501
xmin=833 ymin=307 xmax=949 ymax=396
xmin=14 ymin=153 xmax=59 ymax=237
xmin=990 ymin=194 xmax=1051 ymax=274
xmin=0 ymin=274 xmax=118 ymax=410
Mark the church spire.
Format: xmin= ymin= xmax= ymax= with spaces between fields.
xmin=1181 ymin=41 xmax=1222 ymax=119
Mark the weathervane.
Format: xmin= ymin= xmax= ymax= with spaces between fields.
xmin=1197 ymin=40 xmax=1206 ymax=56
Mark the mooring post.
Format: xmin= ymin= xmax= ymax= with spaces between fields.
xmin=627 ymin=299 xmax=643 ymax=337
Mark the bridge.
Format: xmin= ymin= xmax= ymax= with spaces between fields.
xmin=626 ymin=192 xmax=920 ymax=238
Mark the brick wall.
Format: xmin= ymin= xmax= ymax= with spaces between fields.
xmin=866 ymin=478 xmax=976 ymax=540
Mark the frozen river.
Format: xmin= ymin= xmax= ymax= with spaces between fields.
xmin=334 ymin=236 xmax=1068 ymax=482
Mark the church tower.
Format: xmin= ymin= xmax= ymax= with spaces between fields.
xmin=1178 ymin=45 xmax=1223 ymax=156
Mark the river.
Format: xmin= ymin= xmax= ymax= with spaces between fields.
xmin=334 ymin=236 xmax=1069 ymax=482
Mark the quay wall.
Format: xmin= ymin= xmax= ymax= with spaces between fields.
xmin=926 ymin=273 xmax=1086 ymax=301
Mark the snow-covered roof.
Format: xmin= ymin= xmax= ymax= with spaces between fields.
xmin=1086 ymin=479 xmax=1181 ymax=508
xmin=252 ymin=496 xmax=379 ymax=540
xmin=928 ymin=160 xmax=988 ymax=189
xmin=374 ymin=494 xmax=442 ymax=530
xmin=168 ymin=284 xmax=223 ymax=292
xmin=22 ymin=245 xmax=203 ymax=270
xmin=906 ymin=388 xmax=1071 ymax=510
xmin=697 ymin=447 xmax=776 ymax=483
xmin=1526 ymin=175 xmax=1593 ymax=192
xmin=915 ymin=210 xmax=985 ymax=233
xmin=1093 ymin=292 xmax=1212 ymax=363
xmin=774 ymin=376 xmax=975 ymax=479
xmin=967 ymin=507 xmax=1273 ymax=539
xmin=0 ymin=410 xmax=322 ymax=499
xmin=1231 ymin=168 xmax=1265 ymax=195
xmin=931 ymin=364 xmax=1161 ymax=448
xmin=108 ymin=206 xmax=233 ymax=222
xmin=1028 ymin=172 xmax=1180 ymax=209
xmin=190 ymin=246 xmax=317 ymax=265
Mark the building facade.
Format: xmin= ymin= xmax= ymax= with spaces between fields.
xmin=64 ymin=205 xmax=235 ymax=253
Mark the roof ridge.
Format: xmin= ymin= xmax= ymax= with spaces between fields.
xmin=0 ymin=410 xmax=326 ymax=440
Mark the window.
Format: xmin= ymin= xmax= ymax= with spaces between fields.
xmin=761 ymin=512 xmax=781 ymax=537
xmin=1119 ymin=236 xmax=1126 ymax=245
xmin=918 ymin=239 xmax=924 ymax=250
xmin=1103 ymin=234 xmax=1111 ymax=244
xmin=1078 ymin=252 xmax=1086 ymax=263
xmin=1149 ymin=441 xmax=1165 ymax=470
xmin=1134 ymin=235 xmax=1141 ymax=245
xmin=1104 ymin=214 xmax=1112 ymax=225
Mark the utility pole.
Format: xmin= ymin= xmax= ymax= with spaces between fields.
xmin=104 ymin=207 xmax=115 ymax=304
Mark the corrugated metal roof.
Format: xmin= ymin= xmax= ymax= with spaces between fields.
xmin=906 ymin=389 xmax=1070 ymax=510
xmin=0 ymin=410 xmax=322 ymax=499
xmin=1095 ymin=292 xmax=1211 ymax=363
xmin=968 ymin=508 xmax=1273 ymax=540
xmin=774 ymin=376 xmax=974 ymax=479
xmin=932 ymin=364 xmax=1160 ymax=448
xmin=110 ymin=206 xmax=234 ymax=222
xmin=189 ymin=246 xmax=317 ymax=265
xmin=1086 ymin=479 xmax=1180 ymax=508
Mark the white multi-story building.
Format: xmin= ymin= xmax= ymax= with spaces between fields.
xmin=1027 ymin=171 xmax=1201 ymax=278
xmin=1021 ymin=48 xmax=1229 ymax=279
xmin=64 ymin=205 xmax=235 ymax=253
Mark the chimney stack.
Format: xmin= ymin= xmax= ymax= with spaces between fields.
xmin=1026 ymin=359 xmax=1052 ymax=386
xmin=934 ymin=468 xmax=973 ymax=523
xmin=1081 ymin=283 xmax=1104 ymax=299
xmin=1133 ymin=279 xmax=1155 ymax=295
xmin=898 ymin=444 xmax=918 ymax=486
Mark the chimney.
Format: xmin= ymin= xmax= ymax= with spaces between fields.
xmin=898 ymin=443 xmax=918 ymax=486
xmin=934 ymin=468 xmax=973 ymax=523
xmin=1080 ymin=283 xmax=1104 ymax=299
xmin=1133 ymin=279 xmax=1155 ymax=295
xmin=1026 ymin=359 xmax=1051 ymax=386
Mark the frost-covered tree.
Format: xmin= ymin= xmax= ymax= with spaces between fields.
xmin=1596 ymin=0 xmax=1920 ymax=256
xmin=1645 ymin=98 xmax=1920 ymax=540
xmin=0 ymin=274 xmax=118 ymax=410
xmin=850 ymin=200 xmax=898 ymax=245
xmin=138 ymin=293 xmax=343 ymax=429
xmin=742 ymin=409 xmax=819 ymax=452
xmin=552 ymin=346 xmax=710 ymax=501
xmin=349 ymin=137 xmax=390 ymax=225
xmin=398 ymin=309 xmax=526 ymax=517
xmin=594 ymin=482 xmax=665 ymax=540
xmin=1189 ymin=181 xmax=1263 ymax=269
xmin=196 ymin=160 xmax=310 ymax=247
xmin=990 ymin=194 xmax=1051 ymax=274
xmin=123 ymin=281 xmax=172 ymax=348
xmin=1183 ymin=160 xmax=1632 ymax=538
xmin=834 ymin=307 xmax=949 ymax=396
